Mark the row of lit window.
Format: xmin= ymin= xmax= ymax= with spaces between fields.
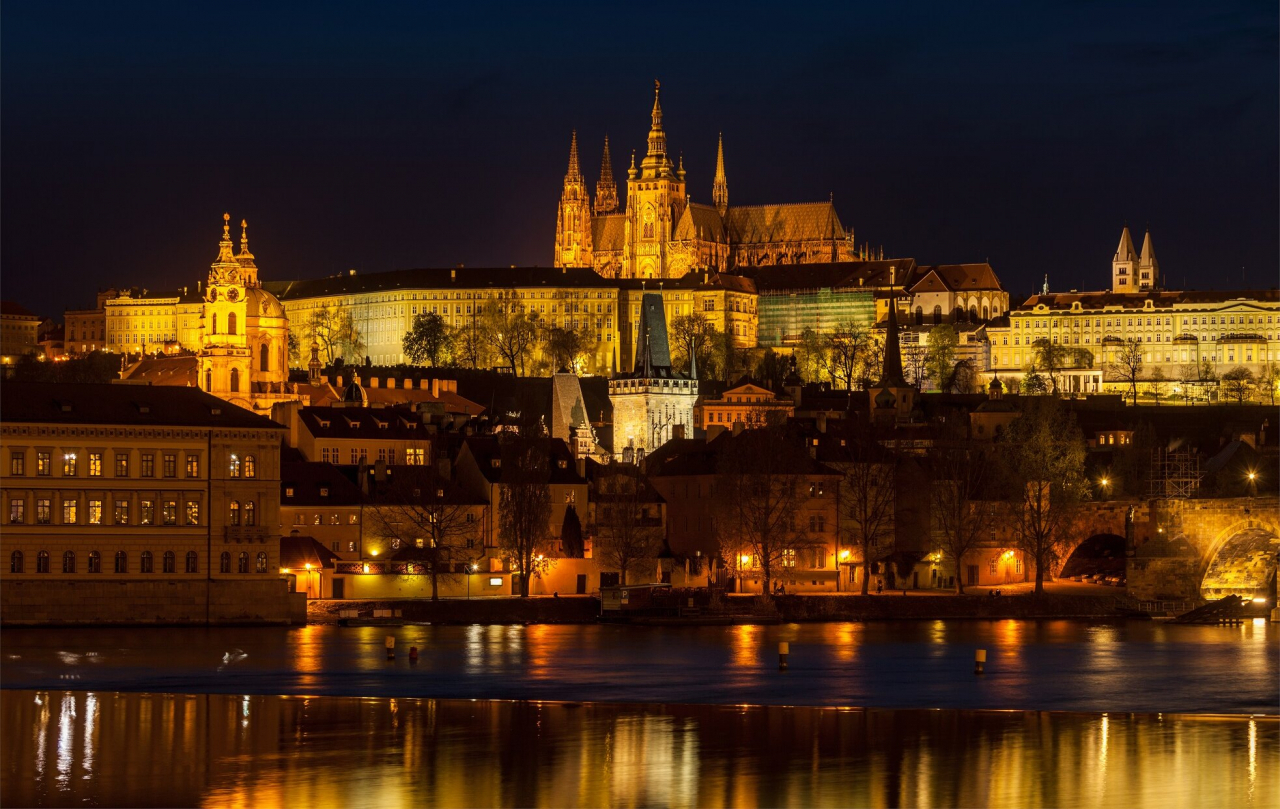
xmin=8 ymin=497 xmax=203 ymax=526
xmin=293 ymin=513 xmax=360 ymax=526
xmin=9 ymin=450 xmax=207 ymax=479
xmin=318 ymin=447 xmax=426 ymax=465
xmin=8 ymin=549 xmax=268 ymax=574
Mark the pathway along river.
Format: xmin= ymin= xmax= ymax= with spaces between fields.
xmin=2 ymin=620 xmax=1276 ymax=808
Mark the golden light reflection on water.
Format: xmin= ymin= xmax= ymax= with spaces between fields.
xmin=2 ymin=690 xmax=1276 ymax=809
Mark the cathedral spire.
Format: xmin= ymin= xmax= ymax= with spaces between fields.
xmin=712 ymin=132 xmax=728 ymax=215
xmin=643 ymin=80 xmax=668 ymax=169
xmin=566 ymin=130 xmax=583 ymax=183
xmin=595 ymin=135 xmax=618 ymax=213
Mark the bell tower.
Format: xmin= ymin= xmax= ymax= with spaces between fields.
xmin=622 ymin=81 xmax=687 ymax=279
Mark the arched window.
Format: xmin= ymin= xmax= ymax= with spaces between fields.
xmin=914 ymin=307 xmax=923 ymax=326
xmin=220 ymin=552 xmax=231 ymax=574
xmin=163 ymin=551 xmax=176 ymax=573
xmin=88 ymin=551 xmax=101 ymax=573
xmin=211 ymin=313 xmax=218 ymax=334
xmin=10 ymin=550 xmax=23 ymax=573
xmin=229 ymin=500 xmax=240 ymax=526
xmin=260 ymin=344 xmax=269 ymax=372
xmin=140 ymin=551 xmax=154 ymax=573
xmin=63 ymin=550 xmax=76 ymax=574
xmin=983 ymin=305 xmax=990 ymax=321
xmin=238 ymin=552 xmax=249 ymax=573
xmin=115 ymin=551 xmax=127 ymax=573
xmin=933 ymin=306 xmax=942 ymax=325
xmin=230 ymin=368 xmax=240 ymax=392
xmin=952 ymin=306 xmax=964 ymax=324
xmin=37 ymin=550 xmax=49 ymax=573
xmin=970 ymin=305 xmax=979 ymax=321
xmin=255 ymin=552 xmax=268 ymax=573
xmin=244 ymin=501 xmax=256 ymax=526
xmin=229 ymin=456 xmax=241 ymax=477
xmin=186 ymin=551 xmax=198 ymax=573
xmin=228 ymin=312 xmax=237 ymax=335
xmin=243 ymin=455 xmax=256 ymax=478
xmin=205 ymin=369 xmax=213 ymax=391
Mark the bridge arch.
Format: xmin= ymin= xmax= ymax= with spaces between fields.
xmin=1200 ymin=517 xmax=1280 ymax=600
xmin=1059 ymin=533 xmax=1126 ymax=580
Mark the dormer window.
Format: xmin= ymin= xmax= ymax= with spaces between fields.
xmin=491 ymin=459 xmax=501 ymax=468
xmin=558 ymin=460 xmax=568 ymax=469
xmin=285 ymin=487 xmax=295 ymax=498
xmin=437 ymin=489 xmax=444 ymax=498
xmin=319 ymin=487 xmax=329 ymax=498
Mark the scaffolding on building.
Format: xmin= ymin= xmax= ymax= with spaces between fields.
xmin=1149 ymin=448 xmax=1202 ymax=499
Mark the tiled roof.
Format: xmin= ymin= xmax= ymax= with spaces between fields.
xmin=1 ymin=382 xmax=282 ymax=429
xmin=673 ymin=203 xmax=727 ymax=243
xmin=120 ymin=355 xmax=199 ymax=388
xmin=461 ymin=435 xmax=587 ymax=485
xmin=281 ymin=461 xmax=364 ymax=505
xmin=592 ymin=214 xmax=627 ymax=253
xmin=1016 ymin=289 xmax=1280 ymax=312
xmin=1 ymin=300 xmax=40 ymax=318
xmin=910 ymin=264 xmax=1003 ymax=294
xmin=742 ymin=260 xmax=919 ymax=293
xmin=300 ymin=406 xmax=435 ymax=441
xmin=266 ymin=266 xmax=618 ymax=300
xmin=725 ymin=202 xmax=846 ymax=244
xmin=280 ymin=535 xmax=341 ymax=570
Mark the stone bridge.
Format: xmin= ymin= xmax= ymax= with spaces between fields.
xmin=1105 ymin=497 xmax=1280 ymax=601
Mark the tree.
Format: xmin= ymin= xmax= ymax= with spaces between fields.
xmin=902 ymin=339 xmax=928 ymax=390
xmin=839 ymin=427 xmax=898 ymax=594
xmin=1259 ymin=362 xmax=1280 ymax=406
xmin=497 ymin=436 xmax=554 ymax=597
xmin=367 ymin=470 xmax=480 ymax=601
xmin=823 ymin=321 xmax=871 ymax=392
xmin=1021 ymin=368 xmax=1048 ymax=395
xmin=482 ymin=298 xmax=540 ymax=376
xmin=795 ymin=328 xmax=829 ymax=383
xmin=287 ymin=331 xmax=301 ymax=367
xmin=1108 ymin=339 xmax=1143 ymax=404
xmin=1147 ymin=367 xmax=1168 ymax=403
xmin=925 ymin=324 xmax=959 ymax=391
xmin=755 ymin=349 xmax=786 ymax=391
xmin=403 ymin=312 xmax=451 ymax=367
xmin=715 ymin=427 xmax=818 ymax=598
xmin=996 ymin=398 xmax=1087 ymax=594
xmin=451 ymin=321 xmax=488 ymax=370
xmin=1177 ymin=364 xmax=1199 ymax=405
xmin=949 ymin=359 xmax=979 ymax=394
xmin=307 ymin=305 xmax=365 ymax=364
xmin=1220 ymin=366 xmax=1254 ymax=403
xmin=543 ymin=322 xmax=596 ymax=374
xmin=669 ymin=312 xmax=717 ymax=379
xmin=928 ymin=430 xmax=990 ymax=594
xmin=593 ymin=466 xmax=663 ymax=585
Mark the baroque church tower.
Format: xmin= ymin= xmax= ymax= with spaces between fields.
xmin=553 ymin=131 xmax=594 ymax=268
xmin=199 ymin=213 xmax=293 ymax=412
xmin=622 ymin=81 xmax=687 ymax=279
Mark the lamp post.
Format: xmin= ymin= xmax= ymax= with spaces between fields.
xmin=1099 ymin=477 xmax=1111 ymax=501
xmin=467 ymin=563 xmax=476 ymax=599
xmin=1247 ymin=470 xmax=1257 ymax=498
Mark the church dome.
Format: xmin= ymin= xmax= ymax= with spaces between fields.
xmin=245 ymin=286 xmax=286 ymax=319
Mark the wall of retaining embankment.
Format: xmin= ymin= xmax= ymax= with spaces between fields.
xmin=308 ymin=597 xmax=602 ymax=625
xmin=773 ymin=594 xmax=1129 ymax=621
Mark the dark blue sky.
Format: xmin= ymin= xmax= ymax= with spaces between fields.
xmin=3 ymin=1 xmax=1276 ymax=315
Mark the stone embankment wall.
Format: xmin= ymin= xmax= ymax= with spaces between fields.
xmin=1 ymin=579 xmax=299 ymax=625
xmin=773 ymin=594 xmax=1127 ymax=621
xmin=308 ymin=596 xmax=602 ymax=624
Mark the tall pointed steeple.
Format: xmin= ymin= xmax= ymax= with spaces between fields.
xmin=553 ymin=131 xmax=593 ymax=268
xmin=595 ymin=135 xmax=618 ymax=213
xmin=712 ymin=132 xmax=728 ymax=216
xmin=878 ymin=296 xmax=908 ymax=389
xmin=640 ymin=80 xmax=672 ymax=176
xmin=1138 ymin=229 xmax=1159 ymax=291
xmin=1111 ymin=225 xmax=1139 ymax=293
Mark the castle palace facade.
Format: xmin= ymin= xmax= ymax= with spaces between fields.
xmin=554 ymin=82 xmax=863 ymax=279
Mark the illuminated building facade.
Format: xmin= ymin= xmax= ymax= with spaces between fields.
xmin=609 ymin=293 xmax=698 ymax=459
xmin=553 ymin=82 xmax=862 ymax=279
xmin=0 ymin=382 xmax=293 ymax=624
xmin=0 ymin=301 xmax=42 ymax=364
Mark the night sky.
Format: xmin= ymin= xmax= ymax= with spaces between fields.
xmin=3 ymin=1 xmax=1276 ymax=316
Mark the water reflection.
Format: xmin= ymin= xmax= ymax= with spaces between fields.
xmin=2 ymin=690 xmax=1275 ymax=809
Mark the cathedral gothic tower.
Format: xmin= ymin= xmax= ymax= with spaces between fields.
xmin=553 ymin=131 xmax=594 ymax=268
xmin=623 ymin=81 xmax=687 ymax=279
xmin=595 ymin=135 xmax=618 ymax=213
xmin=712 ymin=133 xmax=728 ymax=215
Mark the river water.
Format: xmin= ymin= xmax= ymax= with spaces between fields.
xmin=2 ymin=620 xmax=1276 ymax=807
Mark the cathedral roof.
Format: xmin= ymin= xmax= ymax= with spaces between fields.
xmin=725 ymin=202 xmax=846 ymax=244
xmin=591 ymin=214 xmax=627 ymax=253
xmin=909 ymin=263 xmax=1003 ymax=294
xmin=673 ymin=203 xmax=726 ymax=243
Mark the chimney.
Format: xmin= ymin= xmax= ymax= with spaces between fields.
xmin=450 ymin=269 xmax=457 ymax=281
xmin=732 ymin=421 xmax=746 ymax=436
xmin=576 ymin=457 xmax=586 ymax=479
xmin=431 ymin=378 xmax=441 ymax=398
xmin=437 ymin=457 xmax=452 ymax=481
xmin=816 ymin=412 xmax=827 ymax=433
xmin=369 ymin=377 xmax=380 ymax=389
xmin=809 ymin=438 xmax=818 ymax=459
xmin=374 ymin=459 xmax=388 ymax=482
xmin=672 ymin=424 xmax=686 ymax=440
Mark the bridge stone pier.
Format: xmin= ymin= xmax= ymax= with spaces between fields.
xmin=1126 ymin=497 xmax=1280 ymax=601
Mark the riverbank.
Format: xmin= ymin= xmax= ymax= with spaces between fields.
xmin=305 ymin=592 xmax=1133 ymax=626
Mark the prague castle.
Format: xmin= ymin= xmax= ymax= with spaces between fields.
xmin=554 ymin=82 xmax=863 ymax=278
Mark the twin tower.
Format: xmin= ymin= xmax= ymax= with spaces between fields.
xmin=554 ymin=82 xmax=856 ymax=280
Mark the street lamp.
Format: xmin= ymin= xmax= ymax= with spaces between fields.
xmin=467 ymin=563 xmax=477 ymax=599
xmin=1099 ymin=476 xmax=1111 ymax=500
